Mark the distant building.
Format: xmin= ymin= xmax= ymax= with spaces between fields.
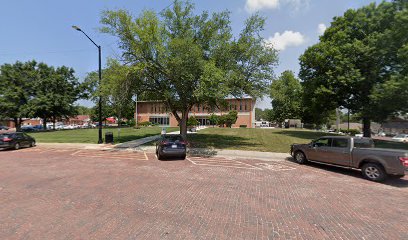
xmin=135 ymin=97 xmax=256 ymax=128
xmin=65 ymin=115 xmax=91 ymax=126
xmin=381 ymin=117 xmax=408 ymax=134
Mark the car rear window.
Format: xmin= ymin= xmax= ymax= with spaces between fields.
xmin=354 ymin=138 xmax=374 ymax=148
xmin=164 ymin=135 xmax=184 ymax=142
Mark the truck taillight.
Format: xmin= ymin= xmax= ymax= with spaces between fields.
xmin=399 ymin=157 xmax=408 ymax=167
xmin=2 ymin=137 xmax=12 ymax=142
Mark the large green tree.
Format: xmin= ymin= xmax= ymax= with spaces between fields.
xmin=269 ymin=70 xmax=302 ymax=123
xmin=299 ymin=0 xmax=408 ymax=137
xmin=27 ymin=63 xmax=81 ymax=129
xmin=0 ymin=61 xmax=37 ymax=131
xmin=84 ymin=59 xmax=135 ymax=125
xmin=100 ymin=0 xmax=277 ymax=138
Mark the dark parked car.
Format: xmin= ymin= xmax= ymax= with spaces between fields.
xmin=21 ymin=125 xmax=37 ymax=132
xmin=0 ymin=126 xmax=9 ymax=130
xmin=0 ymin=132 xmax=36 ymax=150
xmin=156 ymin=134 xmax=187 ymax=160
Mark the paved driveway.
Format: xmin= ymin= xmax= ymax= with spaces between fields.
xmin=0 ymin=147 xmax=407 ymax=239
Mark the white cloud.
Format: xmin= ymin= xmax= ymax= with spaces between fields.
xmin=245 ymin=0 xmax=280 ymax=13
xmin=245 ymin=0 xmax=309 ymax=13
xmin=317 ymin=23 xmax=327 ymax=35
xmin=266 ymin=31 xmax=306 ymax=51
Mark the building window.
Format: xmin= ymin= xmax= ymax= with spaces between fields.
xmin=151 ymin=106 xmax=154 ymax=113
xmin=149 ymin=116 xmax=170 ymax=126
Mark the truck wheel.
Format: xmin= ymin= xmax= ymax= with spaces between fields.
xmin=294 ymin=151 xmax=307 ymax=164
xmin=361 ymin=163 xmax=386 ymax=182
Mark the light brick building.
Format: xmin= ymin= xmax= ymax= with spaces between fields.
xmin=135 ymin=97 xmax=256 ymax=128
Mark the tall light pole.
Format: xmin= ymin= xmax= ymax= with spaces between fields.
xmin=72 ymin=25 xmax=103 ymax=144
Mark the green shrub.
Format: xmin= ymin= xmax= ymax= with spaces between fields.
xmin=187 ymin=116 xmax=199 ymax=126
xmin=340 ymin=129 xmax=361 ymax=135
xmin=239 ymin=125 xmax=247 ymax=128
xmin=139 ymin=121 xmax=152 ymax=127
xmin=127 ymin=119 xmax=136 ymax=127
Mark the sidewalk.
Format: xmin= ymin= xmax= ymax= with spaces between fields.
xmin=114 ymin=126 xmax=205 ymax=149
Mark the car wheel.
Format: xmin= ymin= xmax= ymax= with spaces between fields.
xmin=14 ymin=143 xmax=20 ymax=150
xmin=30 ymin=141 xmax=36 ymax=147
xmin=181 ymin=154 xmax=186 ymax=160
xmin=157 ymin=151 xmax=164 ymax=160
xmin=361 ymin=163 xmax=386 ymax=182
xmin=294 ymin=151 xmax=307 ymax=164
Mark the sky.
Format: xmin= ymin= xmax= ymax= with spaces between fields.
xmin=0 ymin=0 xmax=382 ymax=109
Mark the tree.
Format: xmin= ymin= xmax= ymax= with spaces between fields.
xmin=208 ymin=114 xmax=219 ymax=127
xmin=0 ymin=61 xmax=37 ymax=131
xmin=27 ymin=63 xmax=81 ymax=130
xmin=100 ymin=0 xmax=277 ymax=138
xmin=187 ymin=115 xmax=199 ymax=127
xmin=269 ymin=71 xmax=302 ymax=123
xmin=224 ymin=110 xmax=238 ymax=128
xmin=75 ymin=105 xmax=92 ymax=115
xmin=299 ymin=0 xmax=408 ymax=137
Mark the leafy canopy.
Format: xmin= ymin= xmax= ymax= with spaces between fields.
xmin=299 ymin=0 xmax=408 ymax=134
xmin=100 ymin=0 xmax=277 ymax=137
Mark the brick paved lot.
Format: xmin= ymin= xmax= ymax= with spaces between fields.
xmin=0 ymin=147 xmax=407 ymax=240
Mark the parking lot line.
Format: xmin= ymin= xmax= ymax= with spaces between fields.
xmin=71 ymin=150 xmax=149 ymax=160
xmin=186 ymin=157 xmax=262 ymax=170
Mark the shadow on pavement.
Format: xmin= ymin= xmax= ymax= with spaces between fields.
xmin=286 ymin=157 xmax=408 ymax=188
xmin=188 ymin=148 xmax=218 ymax=157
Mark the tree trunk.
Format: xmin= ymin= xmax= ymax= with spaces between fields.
xmin=43 ymin=117 xmax=47 ymax=131
xmin=14 ymin=117 xmax=22 ymax=132
xmin=179 ymin=111 xmax=189 ymax=139
xmin=362 ymin=117 xmax=371 ymax=138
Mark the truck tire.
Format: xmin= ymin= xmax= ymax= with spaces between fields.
xmin=361 ymin=163 xmax=386 ymax=182
xmin=294 ymin=151 xmax=307 ymax=164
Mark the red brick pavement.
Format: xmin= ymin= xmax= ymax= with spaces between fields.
xmin=0 ymin=147 xmax=407 ymax=239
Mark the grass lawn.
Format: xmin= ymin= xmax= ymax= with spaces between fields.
xmin=187 ymin=128 xmax=408 ymax=153
xmin=28 ymin=127 xmax=178 ymax=144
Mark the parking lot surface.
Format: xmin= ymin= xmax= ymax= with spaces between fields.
xmin=0 ymin=147 xmax=407 ymax=239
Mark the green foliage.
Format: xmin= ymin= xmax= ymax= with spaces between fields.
xmin=299 ymin=1 xmax=408 ymax=136
xmin=0 ymin=61 xmax=36 ymax=130
xmin=208 ymin=114 xmax=219 ymax=127
xmin=270 ymin=71 xmax=302 ymax=123
xmin=100 ymin=0 xmax=278 ymax=137
xmin=75 ymin=106 xmax=92 ymax=115
xmin=223 ymin=110 xmax=238 ymax=128
xmin=127 ymin=118 xmax=136 ymax=127
xmin=138 ymin=121 xmax=152 ymax=127
xmin=0 ymin=61 xmax=81 ymax=130
xmin=239 ymin=125 xmax=247 ymax=128
xmin=340 ymin=129 xmax=361 ymax=136
xmin=187 ymin=116 xmax=199 ymax=126
xmin=83 ymin=59 xmax=135 ymax=122
xmin=255 ymin=108 xmax=273 ymax=121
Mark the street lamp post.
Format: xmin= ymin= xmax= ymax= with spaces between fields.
xmin=72 ymin=25 xmax=103 ymax=144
